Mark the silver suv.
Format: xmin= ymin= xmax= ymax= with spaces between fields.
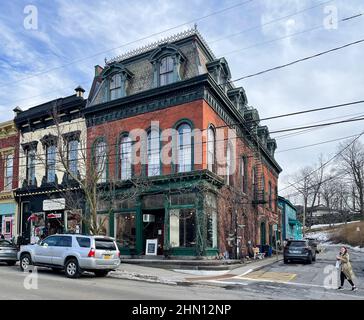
xmin=18 ymin=234 xmax=120 ymax=278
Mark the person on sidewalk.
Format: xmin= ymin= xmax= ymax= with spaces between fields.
xmin=336 ymin=246 xmax=357 ymax=291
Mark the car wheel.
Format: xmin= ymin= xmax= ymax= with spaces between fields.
xmin=65 ymin=259 xmax=80 ymax=279
xmin=20 ymin=254 xmax=32 ymax=272
xmin=284 ymin=259 xmax=289 ymax=264
xmin=312 ymin=254 xmax=316 ymax=262
xmin=94 ymin=270 xmax=110 ymax=277
xmin=307 ymin=254 xmax=312 ymax=264
xmin=6 ymin=261 xmax=16 ymax=266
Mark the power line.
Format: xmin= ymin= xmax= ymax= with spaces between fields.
xmin=269 ymin=116 xmax=364 ymax=134
xmin=279 ymin=130 xmax=364 ymax=193
xmin=276 ymin=132 xmax=361 ymax=153
xmin=260 ymin=100 xmax=364 ymax=122
xmin=229 ymin=38 xmax=364 ymax=83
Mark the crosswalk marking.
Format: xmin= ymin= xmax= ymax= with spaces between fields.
xmin=234 ymin=271 xmax=297 ymax=282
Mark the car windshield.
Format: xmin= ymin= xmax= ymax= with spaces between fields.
xmin=287 ymin=241 xmax=306 ymax=247
xmin=95 ymin=239 xmax=116 ymax=250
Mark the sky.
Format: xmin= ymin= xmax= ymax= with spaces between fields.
xmin=0 ymin=0 xmax=363 ymax=196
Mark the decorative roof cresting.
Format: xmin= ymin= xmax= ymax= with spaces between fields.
xmin=106 ymin=28 xmax=215 ymax=64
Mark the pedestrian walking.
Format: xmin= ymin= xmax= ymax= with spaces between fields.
xmin=336 ymin=246 xmax=357 ymax=291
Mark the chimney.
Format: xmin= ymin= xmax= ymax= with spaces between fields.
xmin=94 ymin=65 xmax=103 ymax=77
xmin=13 ymin=106 xmax=23 ymax=116
xmin=74 ymin=85 xmax=85 ymax=98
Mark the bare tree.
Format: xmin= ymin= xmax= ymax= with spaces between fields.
xmin=338 ymin=139 xmax=364 ymax=220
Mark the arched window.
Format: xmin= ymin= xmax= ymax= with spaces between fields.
xmin=47 ymin=145 xmax=56 ymax=183
xmin=147 ymin=129 xmax=160 ymax=176
xmin=120 ymin=135 xmax=132 ymax=180
xmin=177 ymin=123 xmax=192 ymax=173
xmin=159 ymin=56 xmax=174 ymax=86
xmin=207 ymin=126 xmax=215 ymax=173
xmin=94 ymin=140 xmax=107 ymax=183
xmin=241 ymin=156 xmax=247 ymax=193
xmin=226 ymin=143 xmax=232 ymax=185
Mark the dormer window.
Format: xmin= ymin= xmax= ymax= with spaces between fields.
xmin=149 ymin=44 xmax=185 ymax=88
xmin=110 ymin=74 xmax=122 ymax=100
xmin=160 ymin=56 xmax=174 ymax=86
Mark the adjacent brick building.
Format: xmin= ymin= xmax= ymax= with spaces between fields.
xmin=0 ymin=120 xmax=19 ymax=239
xmin=85 ymin=29 xmax=282 ymax=258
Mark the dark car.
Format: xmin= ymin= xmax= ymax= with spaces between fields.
xmin=0 ymin=239 xmax=18 ymax=266
xmin=305 ymin=238 xmax=319 ymax=254
xmin=283 ymin=239 xmax=316 ymax=264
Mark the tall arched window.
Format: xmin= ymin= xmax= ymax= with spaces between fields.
xmin=147 ymin=129 xmax=160 ymax=176
xmin=207 ymin=126 xmax=215 ymax=173
xmin=177 ymin=123 xmax=192 ymax=173
xmin=120 ymin=135 xmax=132 ymax=180
xmin=95 ymin=140 xmax=107 ymax=183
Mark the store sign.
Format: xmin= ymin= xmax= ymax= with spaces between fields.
xmin=47 ymin=213 xmax=62 ymax=219
xmin=145 ymin=239 xmax=158 ymax=256
xmin=43 ymin=198 xmax=66 ymax=211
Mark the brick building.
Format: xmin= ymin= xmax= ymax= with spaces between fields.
xmin=85 ymin=29 xmax=282 ymax=258
xmin=0 ymin=120 xmax=19 ymax=240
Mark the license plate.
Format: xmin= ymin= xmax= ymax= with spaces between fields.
xmin=291 ymin=250 xmax=300 ymax=254
xmin=103 ymin=255 xmax=112 ymax=260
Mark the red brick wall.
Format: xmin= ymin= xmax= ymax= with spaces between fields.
xmin=0 ymin=133 xmax=20 ymax=191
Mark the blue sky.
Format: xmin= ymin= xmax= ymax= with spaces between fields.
xmin=0 ymin=0 xmax=364 ymax=194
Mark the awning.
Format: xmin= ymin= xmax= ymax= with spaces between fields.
xmin=288 ymin=218 xmax=302 ymax=226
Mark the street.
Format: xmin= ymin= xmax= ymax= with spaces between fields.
xmin=0 ymin=244 xmax=363 ymax=300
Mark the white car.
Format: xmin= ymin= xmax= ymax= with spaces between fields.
xmin=18 ymin=234 xmax=120 ymax=278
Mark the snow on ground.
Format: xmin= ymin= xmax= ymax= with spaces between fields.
xmin=309 ymin=221 xmax=360 ymax=230
xmin=306 ymin=229 xmax=364 ymax=252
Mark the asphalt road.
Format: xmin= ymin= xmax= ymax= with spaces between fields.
xmin=0 ymin=244 xmax=363 ymax=300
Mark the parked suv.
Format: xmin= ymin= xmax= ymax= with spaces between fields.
xmin=283 ymin=239 xmax=316 ymax=264
xmin=18 ymin=234 xmax=120 ymax=278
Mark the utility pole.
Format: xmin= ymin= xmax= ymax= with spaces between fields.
xmin=303 ymin=196 xmax=307 ymax=237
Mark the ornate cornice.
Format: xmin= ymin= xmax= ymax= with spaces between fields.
xmin=0 ymin=120 xmax=17 ymax=138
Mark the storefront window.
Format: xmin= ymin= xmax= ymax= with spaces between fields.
xmin=169 ymin=208 xmax=196 ymax=248
xmin=66 ymin=210 xmax=82 ymax=234
xmin=205 ymin=194 xmax=217 ymax=248
xmin=97 ymin=214 xmax=110 ymax=236
xmin=30 ymin=213 xmax=45 ymax=243
xmin=115 ymin=213 xmax=136 ymax=249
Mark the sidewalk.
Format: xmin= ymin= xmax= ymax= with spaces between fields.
xmin=109 ymin=255 xmax=282 ymax=286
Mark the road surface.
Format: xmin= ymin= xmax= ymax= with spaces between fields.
xmin=0 ymin=244 xmax=362 ymax=300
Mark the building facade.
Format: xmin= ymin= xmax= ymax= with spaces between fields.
xmin=85 ymin=29 xmax=282 ymax=258
xmin=278 ymin=196 xmax=302 ymax=240
xmin=0 ymin=120 xmax=19 ymax=240
xmin=14 ymin=89 xmax=87 ymax=243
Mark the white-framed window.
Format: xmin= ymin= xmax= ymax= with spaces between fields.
xmin=147 ymin=129 xmax=160 ymax=177
xmin=27 ymin=149 xmax=36 ymax=185
xmin=120 ymin=135 xmax=132 ymax=180
xmin=159 ymin=56 xmax=174 ymax=86
xmin=4 ymin=154 xmax=13 ymax=190
xmin=46 ymin=145 xmax=56 ymax=183
xmin=177 ymin=123 xmax=192 ymax=173
xmin=95 ymin=140 xmax=107 ymax=183
xmin=110 ymin=74 xmax=122 ymax=100
xmin=207 ymin=126 xmax=215 ymax=173
xmin=68 ymin=140 xmax=78 ymax=176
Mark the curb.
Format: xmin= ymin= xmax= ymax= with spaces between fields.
xmin=108 ymin=257 xmax=283 ymax=288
